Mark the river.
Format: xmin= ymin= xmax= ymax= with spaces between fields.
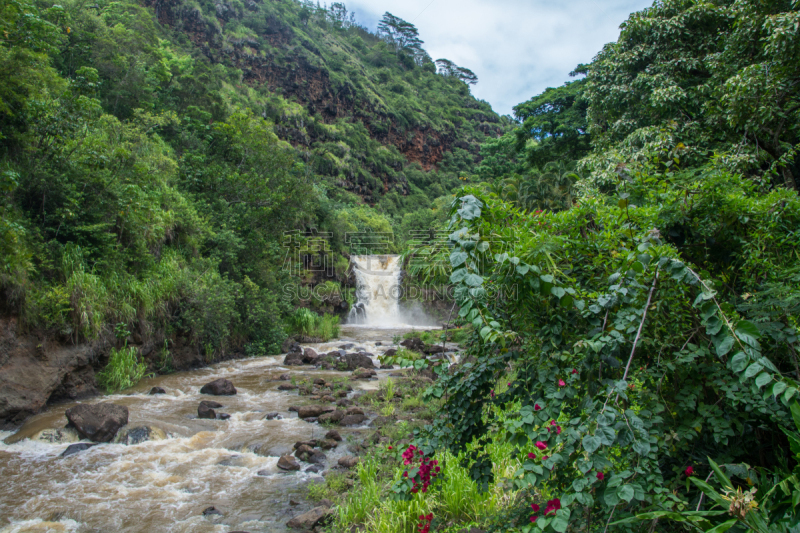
xmin=0 ymin=325 xmax=426 ymax=533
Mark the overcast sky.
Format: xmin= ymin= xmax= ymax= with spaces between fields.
xmin=343 ymin=0 xmax=654 ymax=117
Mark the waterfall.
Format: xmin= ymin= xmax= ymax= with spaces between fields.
xmin=348 ymin=255 xmax=402 ymax=326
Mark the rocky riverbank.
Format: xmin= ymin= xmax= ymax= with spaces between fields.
xmin=0 ymin=326 xmax=466 ymax=532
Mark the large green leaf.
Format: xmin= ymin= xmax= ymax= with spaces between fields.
xmin=450 ymin=251 xmax=468 ymax=268
xmin=582 ymin=435 xmax=601 ymax=453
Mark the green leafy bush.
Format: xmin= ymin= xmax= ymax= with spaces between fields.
xmin=96 ymin=346 xmax=148 ymax=393
xmin=287 ymin=308 xmax=341 ymax=341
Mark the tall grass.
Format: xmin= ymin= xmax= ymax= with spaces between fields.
xmin=287 ymin=308 xmax=341 ymax=341
xmin=96 ymin=345 xmax=148 ymax=393
xmin=335 ymin=439 xmax=519 ymax=533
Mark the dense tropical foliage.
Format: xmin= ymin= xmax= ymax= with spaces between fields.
xmin=1 ymin=0 xmax=800 ymax=530
xmin=400 ymin=0 xmax=800 ymax=532
xmin=0 ymin=0 xmax=497 ymax=361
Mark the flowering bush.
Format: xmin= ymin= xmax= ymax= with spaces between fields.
xmin=391 ymin=445 xmax=443 ymax=499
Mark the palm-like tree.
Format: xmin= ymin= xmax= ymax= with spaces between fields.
xmin=519 ymin=161 xmax=580 ymax=213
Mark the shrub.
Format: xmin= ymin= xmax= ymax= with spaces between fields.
xmin=287 ymin=308 xmax=341 ymax=341
xmin=96 ymin=345 xmax=148 ymax=393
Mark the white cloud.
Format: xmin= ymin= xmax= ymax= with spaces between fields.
xmin=342 ymin=0 xmax=653 ymax=116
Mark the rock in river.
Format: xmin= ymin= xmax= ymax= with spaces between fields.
xmin=200 ymin=378 xmax=236 ymax=396
xmin=340 ymin=414 xmax=366 ymax=426
xmin=31 ymin=427 xmax=81 ymax=444
xmin=149 ymin=387 xmax=166 ymax=395
xmin=283 ymin=352 xmax=305 ymax=366
xmin=198 ymin=401 xmax=220 ymax=419
xmin=318 ymin=410 xmax=344 ymax=424
xmin=277 ymin=455 xmax=301 ymax=471
xmin=338 ymin=456 xmax=359 ymax=468
xmin=344 ymin=352 xmax=375 ymax=371
xmin=297 ymin=405 xmax=335 ymax=419
xmin=61 ymin=442 xmax=98 ymax=457
xmin=65 ymin=403 xmax=129 ymax=443
xmin=113 ymin=425 xmax=167 ymax=445
xmin=287 ymin=507 xmax=332 ymax=530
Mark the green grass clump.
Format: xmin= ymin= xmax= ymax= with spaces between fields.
xmin=381 ymin=377 xmax=396 ymax=402
xmin=287 ymin=308 xmax=341 ymax=341
xmin=401 ymin=396 xmax=422 ymax=410
xmin=96 ymin=345 xmax=148 ymax=393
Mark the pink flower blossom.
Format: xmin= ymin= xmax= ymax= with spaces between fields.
xmin=531 ymin=503 xmax=540 ymax=512
xmin=558 ymin=379 xmax=566 ymax=387
xmin=528 ymin=452 xmax=535 ymax=459
xmin=530 ymin=515 xmax=538 ymax=522
xmin=572 ymin=368 xmax=578 ymax=374
xmin=535 ymin=441 xmax=547 ymax=450
xmin=542 ymin=455 xmax=549 ymax=461
xmin=596 ymin=472 xmax=604 ymax=481
xmin=556 ymin=426 xmax=562 ymax=435
xmin=685 ymin=466 xmax=694 ymax=476
xmin=534 ymin=403 xmax=542 ymax=411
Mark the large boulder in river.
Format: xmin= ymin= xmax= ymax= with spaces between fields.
xmin=200 ymin=378 xmax=236 ymax=396
xmin=198 ymin=401 xmax=218 ymax=419
xmin=282 ymin=338 xmax=302 ymax=354
xmin=283 ymin=352 xmax=305 ymax=366
xmin=65 ymin=403 xmax=129 ymax=443
xmin=277 ymin=455 xmax=301 ymax=471
xmin=303 ymin=348 xmax=319 ymax=364
xmin=297 ymin=405 xmax=336 ymax=419
xmin=344 ymin=352 xmax=375 ymax=371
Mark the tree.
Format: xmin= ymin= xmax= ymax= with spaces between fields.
xmin=377 ymin=12 xmax=429 ymax=66
xmin=435 ymin=59 xmax=478 ymax=85
xmin=585 ymin=0 xmax=800 ymax=190
xmin=513 ymin=77 xmax=590 ymax=168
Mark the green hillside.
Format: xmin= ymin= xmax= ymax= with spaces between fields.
xmin=0 ymin=0 xmax=505 ymax=358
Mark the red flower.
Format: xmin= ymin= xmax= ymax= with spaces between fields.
xmin=490 ymin=389 xmax=495 ymax=398
xmin=685 ymin=466 xmax=694 ymax=476
xmin=544 ymin=498 xmax=561 ymax=515
xmin=528 ymin=452 xmax=535 ymax=459
xmin=530 ymin=515 xmax=538 ymax=522
xmin=535 ymin=441 xmax=547 ymax=450
xmin=388 ymin=446 xmax=393 ymax=450
xmin=596 ymin=472 xmax=604 ymax=481
xmin=556 ymin=426 xmax=562 ymax=435
xmin=534 ymin=403 xmax=542 ymax=411
xmin=558 ymin=379 xmax=566 ymax=387
xmin=542 ymin=455 xmax=549 ymax=461
xmin=531 ymin=503 xmax=540 ymax=512
xmin=572 ymin=368 xmax=578 ymax=374
xmin=550 ymin=420 xmax=557 ymax=426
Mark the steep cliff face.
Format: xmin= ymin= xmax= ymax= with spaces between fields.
xmin=0 ymin=318 xmax=99 ymax=428
xmin=139 ymin=0 xmax=504 ymax=199
xmin=0 ymin=316 xmax=250 ymax=427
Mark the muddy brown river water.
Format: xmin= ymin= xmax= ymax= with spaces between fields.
xmin=0 ymin=326 xmax=438 ymax=533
